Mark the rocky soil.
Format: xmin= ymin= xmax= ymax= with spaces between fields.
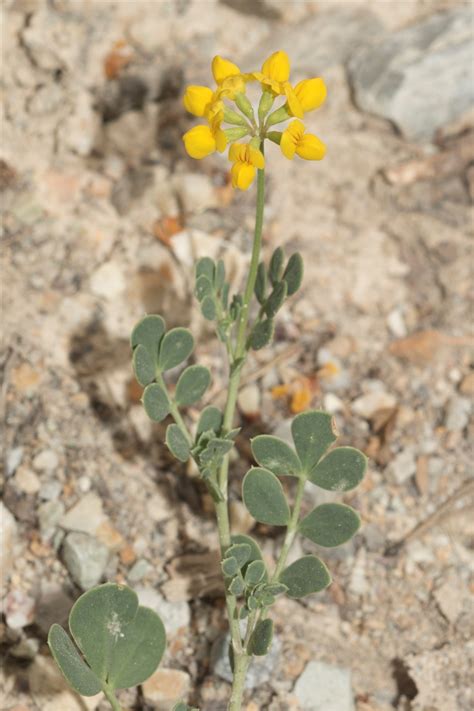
xmin=1 ymin=1 xmax=473 ymax=710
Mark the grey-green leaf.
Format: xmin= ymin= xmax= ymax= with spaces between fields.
xmin=244 ymin=560 xmax=266 ymax=586
xmin=249 ymin=318 xmax=274 ymax=351
xmin=225 ymin=543 xmax=252 ymax=568
xmin=196 ymin=407 xmax=222 ymax=437
xmin=269 ymin=247 xmax=284 ymax=285
xmin=255 ymin=262 xmax=267 ymax=304
xmin=195 ymin=275 xmax=213 ymax=302
xmin=299 ymin=503 xmax=361 ymax=547
xmin=230 ymin=535 xmax=265 ymax=569
xmin=175 ymin=365 xmax=211 ymax=406
xmin=251 ymin=435 xmax=301 ymax=477
xmin=248 ymin=619 xmax=273 ymax=656
xmin=309 ymin=446 xmax=367 ymax=491
xmin=196 ymin=257 xmax=215 ymax=281
xmin=222 ymin=557 xmax=239 ymax=577
xmin=133 ymin=344 xmax=156 ymax=387
xmin=166 ymin=424 xmax=190 ymax=462
xmin=158 ymin=328 xmax=194 ymax=371
xmin=48 ymin=624 xmax=102 ymax=696
xmin=242 ymin=467 xmax=290 ymax=526
xmin=142 ymin=384 xmax=170 ymax=422
xmin=201 ymin=296 xmax=217 ymax=321
xmin=291 ymin=410 xmax=337 ymax=475
xmin=279 ymin=556 xmax=331 ymax=598
xmin=283 ymin=252 xmax=303 ymax=296
xmin=131 ymin=315 xmax=166 ymax=361
xmin=229 ymin=576 xmax=245 ymax=596
xmin=68 ymin=583 xmax=166 ymax=690
xmin=264 ymin=281 xmax=287 ymax=318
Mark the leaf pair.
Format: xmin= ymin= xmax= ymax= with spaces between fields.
xmin=142 ymin=364 xmax=211 ymax=424
xmin=48 ymin=584 xmax=166 ymax=697
xmin=131 ymin=315 xmax=194 ymax=386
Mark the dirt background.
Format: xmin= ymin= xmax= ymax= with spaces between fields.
xmin=1 ymin=1 xmax=473 ymax=710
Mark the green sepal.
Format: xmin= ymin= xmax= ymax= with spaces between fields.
xmin=244 ymin=560 xmax=266 ymax=586
xmin=166 ymin=424 xmax=190 ymax=462
xmin=283 ymin=253 xmax=304 ymax=296
xmin=248 ymin=619 xmax=273 ymax=656
xmin=264 ymin=281 xmax=288 ymax=317
xmin=267 ymin=131 xmax=282 ymax=145
xmin=158 ymin=328 xmax=194 ymax=371
xmin=242 ymin=467 xmax=290 ymax=526
xmin=224 ymin=106 xmax=249 ymax=126
xmin=175 ymin=365 xmax=211 ymax=406
xmin=279 ymin=555 xmax=331 ymax=599
xmin=291 ymin=410 xmax=337 ymax=475
xmin=250 ymin=435 xmax=301 ymax=477
xmin=266 ymin=104 xmax=291 ymax=127
xmin=142 ymin=383 xmax=170 ymax=422
xmin=133 ymin=344 xmax=156 ymax=387
xmin=258 ymin=90 xmax=275 ymax=122
xmin=249 ymin=318 xmax=274 ymax=351
xmin=255 ymin=262 xmax=267 ymax=304
xmin=224 ymin=127 xmax=249 ymax=141
xmin=299 ymin=503 xmax=361 ymax=547
xmin=48 ymin=624 xmax=102 ymax=696
xmin=309 ymin=446 xmax=367 ymax=491
xmin=269 ymin=247 xmax=284 ymax=286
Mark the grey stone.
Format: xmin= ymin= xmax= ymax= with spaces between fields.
xmin=127 ymin=558 xmax=151 ymax=583
xmin=245 ymin=7 xmax=384 ymax=74
xmin=445 ymin=395 xmax=471 ymax=432
xmin=294 ymin=660 xmax=355 ymax=711
xmin=62 ymin=532 xmax=109 ymax=590
xmin=211 ymin=627 xmax=281 ymax=689
xmin=136 ymin=587 xmax=190 ymax=637
xmin=387 ymin=448 xmax=417 ymax=484
xmin=38 ymin=500 xmax=65 ymax=537
xmin=60 ymin=492 xmax=105 ymax=535
xmin=33 ymin=449 xmax=59 ymax=472
xmin=348 ymin=8 xmax=474 ymax=141
xmin=39 ymin=479 xmax=62 ymax=501
xmin=1 ymin=502 xmax=17 ymax=576
xmin=6 ymin=446 xmax=23 ymax=476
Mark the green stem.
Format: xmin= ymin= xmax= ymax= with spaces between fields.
xmin=156 ymin=373 xmax=193 ymax=445
xmin=103 ymin=684 xmax=122 ymax=711
xmin=271 ymin=476 xmax=306 ymax=582
xmin=228 ymin=653 xmax=250 ymax=711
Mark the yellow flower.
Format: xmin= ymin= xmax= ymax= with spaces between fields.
xmin=183 ymin=85 xmax=214 ymax=117
xmin=212 ymin=56 xmax=241 ymax=84
xmin=292 ymin=78 xmax=327 ymax=114
xmin=261 ymin=50 xmax=290 ymax=84
xmin=212 ymin=56 xmax=247 ymax=99
xmin=183 ymin=116 xmax=227 ymax=159
xmin=253 ymin=50 xmax=303 ymax=119
xmin=229 ymin=142 xmax=265 ymax=190
xmin=280 ymin=120 xmax=326 ymax=161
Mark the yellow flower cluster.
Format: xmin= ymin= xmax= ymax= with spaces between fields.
xmin=182 ymin=51 xmax=326 ymax=190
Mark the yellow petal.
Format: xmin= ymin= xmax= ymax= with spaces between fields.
xmin=248 ymin=146 xmax=265 ymax=169
xmin=214 ymin=128 xmax=228 ymax=153
xmin=280 ymin=129 xmax=297 ymax=160
xmin=183 ymin=85 xmax=214 ymax=117
xmin=183 ymin=125 xmax=216 ymax=159
xmin=261 ymin=50 xmax=290 ymax=83
xmin=294 ymin=78 xmax=327 ymax=112
xmin=231 ymin=162 xmax=256 ymax=190
xmin=287 ymin=119 xmax=306 ymax=140
xmin=229 ymin=142 xmax=247 ymax=163
xmin=295 ymin=133 xmax=326 ymax=160
xmin=212 ymin=55 xmax=241 ymax=84
xmin=218 ymin=74 xmax=246 ymax=99
xmin=284 ymin=83 xmax=303 ymax=119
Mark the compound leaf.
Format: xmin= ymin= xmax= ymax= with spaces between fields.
xmin=242 ymin=467 xmax=290 ymax=526
xmin=166 ymin=424 xmax=190 ymax=462
xmin=225 ymin=543 xmax=252 ymax=568
xmin=309 ymin=446 xmax=367 ymax=491
xmin=251 ymin=435 xmax=301 ymax=477
xmin=48 ymin=624 xmax=102 ymax=696
xmin=248 ymin=619 xmax=273 ymax=656
xmin=279 ymin=555 xmax=331 ymax=598
xmin=299 ymin=503 xmax=361 ymax=547
xmin=291 ymin=410 xmax=337 ymax=475
xmin=158 ymin=328 xmax=194 ymax=371
xmin=175 ymin=365 xmax=211 ymax=406
xmin=142 ymin=383 xmax=170 ymax=422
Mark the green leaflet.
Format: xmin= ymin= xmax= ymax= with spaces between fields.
xmin=291 ymin=410 xmax=337 ymax=475
xmin=132 ymin=344 xmax=155 ymax=387
xmin=166 ymin=424 xmax=190 ymax=462
xmin=130 ymin=315 xmax=166 ymax=361
xmin=269 ymin=247 xmax=284 ymax=285
xmin=242 ymin=467 xmax=290 ymax=526
xmin=244 ymin=560 xmax=266 ymax=586
xmin=142 ymin=383 xmax=170 ymax=422
xmin=264 ymin=281 xmax=287 ymax=318
xmin=251 ymin=435 xmax=301 ymax=477
xmin=279 ymin=555 xmax=331 ymax=598
xmin=158 ymin=328 xmax=194 ymax=371
xmin=248 ymin=619 xmax=273 ymax=656
xmin=48 ymin=625 xmax=102 ymax=696
xmin=175 ymin=365 xmax=211 ymax=406
xmin=249 ymin=318 xmax=274 ymax=351
xmin=309 ymin=446 xmax=367 ymax=491
xmin=196 ymin=406 xmax=223 ymax=437
xmin=299 ymin=503 xmax=361 ymax=547
xmin=283 ymin=253 xmax=303 ymax=296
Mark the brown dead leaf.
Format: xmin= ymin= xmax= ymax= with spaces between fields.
xmin=104 ymin=40 xmax=134 ymax=80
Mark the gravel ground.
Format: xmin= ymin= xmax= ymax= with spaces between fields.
xmin=2 ymin=1 xmax=473 ymax=710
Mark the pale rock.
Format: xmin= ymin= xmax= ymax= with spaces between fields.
xmin=63 ymin=532 xmax=109 ymax=590
xmin=323 ymin=393 xmax=345 ymax=414
xmin=387 ymin=449 xmax=417 ymax=484
xmin=212 ymin=626 xmax=281 ymax=688
xmin=5 ymin=589 xmax=35 ymax=629
xmin=28 ymin=654 xmax=102 ymax=711
xmin=459 ymin=372 xmax=474 ymax=396
xmin=33 ymin=449 xmax=59 ymax=472
xmin=127 ymin=558 xmax=150 ymax=583
xmin=229 ymin=500 xmax=254 ymax=535
xmin=348 ymin=547 xmax=368 ymax=597
xmin=1 ymin=502 xmax=17 ymax=579
xmin=60 ymin=492 xmax=105 ymax=535
xmin=60 ymin=91 xmax=100 ymax=157
xmin=142 ymin=668 xmax=191 ymax=709
xmin=90 ymin=261 xmax=126 ymax=299
xmin=6 ymin=447 xmax=23 ymax=476
xmin=445 ymin=396 xmax=471 ymax=432
xmin=351 ymin=391 xmax=397 ymax=419
xmin=39 ymin=480 xmax=62 ymax=501
xmin=174 ymin=172 xmax=217 ymax=214
xmin=146 ymin=491 xmax=171 ymax=523
xmin=14 ymin=468 xmax=41 ymax=494
xmin=104 ymin=107 xmax=158 ymax=163
xmin=238 ymin=384 xmax=261 ymax=417
xmin=294 ymin=660 xmax=355 ymax=711
xmin=38 ymin=500 xmax=65 ymax=537
xmin=387 ymin=309 xmax=407 ymax=338
xmin=136 ymin=587 xmax=190 ymax=637
xmin=434 ymin=573 xmax=465 ymax=624
xmin=272 ymin=418 xmax=293 ymax=446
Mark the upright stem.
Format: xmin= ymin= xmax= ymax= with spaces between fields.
xmin=103 ymin=685 xmax=122 ymax=711
xmin=228 ymin=653 xmax=250 ymax=711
